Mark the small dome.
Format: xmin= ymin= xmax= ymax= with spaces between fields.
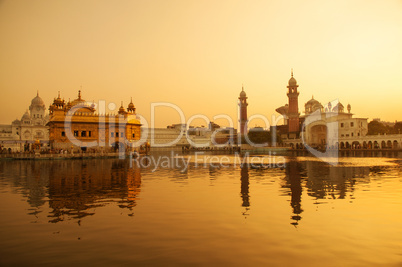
xmin=332 ymin=102 xmax=344 ymax=113
xmin=118 ymin=101 xmax=126 ymax=114
xmin=66 ymin=100 xmax=72 ymax=109
xmin=239 ymin=86 xmax=246 ymax=98
xmin=288 ymin=76 xmax=297 ymax=87
xmin=52 ymin=91 xmax=65 ymax=107
xmin=31 ymin=92 xmax=45 ymax=107
xmin=306 ymin=96 xmax=320 ymax=106
xmin=71 ymin=90 xmax=85 ymax=106
xmin=128 ymin=97 xmax=135 ymax=110
xmin=305 ymin=97 xmax=323 ymax=114
xmin=21 ymin=110 xmax=30 ymax=121
xmin=288 ymin=70 xmax=298 ymax=87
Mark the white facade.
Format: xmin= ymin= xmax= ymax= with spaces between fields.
xmin=0 ymin=92 xmax=49 ymax=152
xmin=142 ymin=124 xmax=237 ymax=150
xmin=142 ymin=124 xmax=188 ymax=150
xmin=301 ymin=98 xmax=368 ymax=148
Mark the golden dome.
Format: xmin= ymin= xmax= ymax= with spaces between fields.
xmin=66 ymin=98 xmax=72 ymax=109
xmin=127 ymin=97 xmax=135 ymax=112
xmin=71 ymin=90 xmax=85 ymax=106
xmin=118 ymin=101 xmax=126 ymax=114
xmin=128 ymin=117 xmax=141 ymax=125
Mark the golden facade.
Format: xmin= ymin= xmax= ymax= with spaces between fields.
xmin=47 ymin=91 xmax=141 ymax=151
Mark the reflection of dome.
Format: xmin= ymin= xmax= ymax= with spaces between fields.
xmin=21 ymin=110 xmax=30 ymax=121
xmin=31 ymin=92 xmax=45 ymax=107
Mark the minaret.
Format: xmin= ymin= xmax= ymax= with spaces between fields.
xmin=239 ymin=85 xmax=248 ymax=136
xmin=287 ymin=70 xmax=300 ymax=133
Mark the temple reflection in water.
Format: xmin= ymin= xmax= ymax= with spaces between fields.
xmin=282 ymin=159 xmax=370 ymax=226
xmin=283 ymin=159 xmax=304 ymax=226
xmin=0 ymin=154 xmax=400 ymax=266
xmin=48 ymin=160 xmax=141 ymax=222
xmin=0 ymin=160 xmax=141 ymax=223
xmin=0 ymin=156 xmax=378 ymax=226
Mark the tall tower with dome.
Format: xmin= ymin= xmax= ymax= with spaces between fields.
xmin=239 ymin=86 xmax=248 ymax=136
xmin=287 ymin=70 xmax=300 ymax=133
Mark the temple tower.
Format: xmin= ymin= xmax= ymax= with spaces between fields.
xmin=287 ymin=70 xmax=300 ymax=133
xmin=239 ymin=86 xmax=248 ymax=136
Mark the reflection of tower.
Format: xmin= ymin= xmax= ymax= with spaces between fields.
xmin=287 ymin=70 xmax=300 ymax=133
xmin=126 ymin=164 xmax=141 ymax=211
xmin=285 ymin=159 xmax=303 ymax=226
xmin=238 ymin=86 xmax=248 ymax=136
xmin=240 ymin=162 xmax=250 ymax=217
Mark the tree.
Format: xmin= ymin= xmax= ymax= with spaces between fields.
xmin=394 ymin=122 xmax=402 ymax=134
xmin=367 ymin=120 xmax=389 ymax=135
xmin=243 ymin=130 xmax=282 ymax=146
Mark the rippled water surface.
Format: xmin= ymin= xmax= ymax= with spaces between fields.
xmin=1 ymin=152 xmax=402 ymax=266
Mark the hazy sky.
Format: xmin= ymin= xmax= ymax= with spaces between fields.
xmin=1 ymin=0 xmax=401 ymax=128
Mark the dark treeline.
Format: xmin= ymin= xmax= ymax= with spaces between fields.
xmin=367 ymin=121 xmax=402 ymax=135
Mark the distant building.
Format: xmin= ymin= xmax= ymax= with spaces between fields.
xmin=249 ymin=126 xmax=265 ymax=132
xmin=275 ymin=71 xmax=369 ymax=149
xmin=142 ymin=122 xmax=238 ymax=150
xmin=143 ymin=124 xmax=188 ymax=150
xmin=47 ymin=91 xmax=141 ymax=151
xmin=0 ymin=92 xmax=49 ymax=152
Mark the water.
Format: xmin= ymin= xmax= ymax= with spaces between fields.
xmin=0 ymin=153 xmax=401 ymax=266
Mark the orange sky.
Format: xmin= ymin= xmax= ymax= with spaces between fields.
xmin=0 ymin=0 xmax=401 ymax=128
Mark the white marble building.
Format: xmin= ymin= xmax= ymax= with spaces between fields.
xmin=0 ymin=92 xmax=49 ymax=152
